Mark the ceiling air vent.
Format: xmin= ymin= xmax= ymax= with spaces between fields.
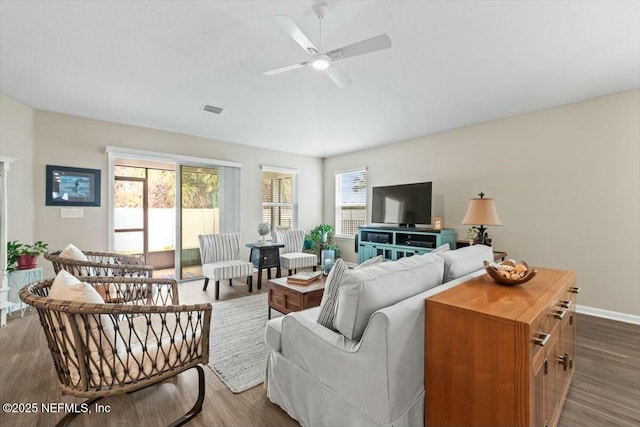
xmin=202 ymin=104 xmax=223 ymax=114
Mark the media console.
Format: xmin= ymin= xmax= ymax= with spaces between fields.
xmin=357 ymin=226 xmax=456 ymax=264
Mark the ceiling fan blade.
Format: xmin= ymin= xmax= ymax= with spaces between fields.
xmin=326 ymin=34 xmax=392 ymax=61
xmin=273 ymin=15 xmax=318 ymax=54
xmin=326 ymin=67 xmax=353 ymax=88
xmin=264 ymin=62 xmax=309 ymax=76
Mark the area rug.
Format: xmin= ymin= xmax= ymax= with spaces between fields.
xmin=208 ymin=293 xmax=280 ymax=393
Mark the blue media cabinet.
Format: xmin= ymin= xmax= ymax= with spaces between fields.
xmin=357 ymin=226 xmax=456 ymax=264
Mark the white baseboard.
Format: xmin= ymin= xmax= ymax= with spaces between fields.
xmin=576 ymin=304 xmax=640 ymax=325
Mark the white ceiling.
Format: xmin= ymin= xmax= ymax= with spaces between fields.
xmin=1 ymin=1 xmax=638 ymax=158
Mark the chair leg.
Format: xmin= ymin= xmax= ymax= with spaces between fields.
xmin=56 ymin=397 xmax=103 ymax=427
xmin=215 ymin=281 xmax=220 ymax=300
xmin=57 ymin=366 xmax=205 ymax=427
xmin=168 ymin=365 xmax=206 ymax=427
xmin=248 ymin=275 xmax=253 ymax=293
xmin=202 ymin=278 xmax=209 ymax=291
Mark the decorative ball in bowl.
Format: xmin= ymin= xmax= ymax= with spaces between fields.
xmin=484 ymin=259 xmax=537 ymax=286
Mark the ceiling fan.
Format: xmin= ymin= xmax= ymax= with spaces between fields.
xmin=264 ymin=1 xmax=392 ymax=88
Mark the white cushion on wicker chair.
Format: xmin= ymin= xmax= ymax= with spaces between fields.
xmin=111 ymin=314 xmax=203 ymax=384
xmin=59 ymin=243 xmax=88 ymax=261
xmin=49 ymin=269 xmax=99 ymax=302
xmin=59 ymin=243 xmax=92 ymax=275
xmin=48 ymin=270 xmax=121 ymax=384
xmin=47 ymin=271 xmax=205 ymax=388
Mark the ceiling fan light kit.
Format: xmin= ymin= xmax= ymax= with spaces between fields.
xmin=311 ymin=55 xmax=331 ymax=70
xmin=265 ymin=1 xmax=392 ymax=87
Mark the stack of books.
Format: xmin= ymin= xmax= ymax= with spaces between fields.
xmin=286 ymin=271 xmax=322 ymax=285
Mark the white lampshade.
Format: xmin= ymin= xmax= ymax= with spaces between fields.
xmin=462 ymin=196 xmax=502 ymax=226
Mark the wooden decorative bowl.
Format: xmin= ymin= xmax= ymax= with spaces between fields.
xmin=483 ymin=260 xmax=537 ymax=286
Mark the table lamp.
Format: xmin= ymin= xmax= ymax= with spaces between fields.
xmin=461 ymin=192 xmax=502 ymax=246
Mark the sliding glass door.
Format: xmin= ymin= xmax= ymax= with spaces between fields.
xmin=178 ymin=165 xmax=219 ymax=280
xmin=109 ymin=149 xmax=240 ymax=282
xmin=112 ymin=165 xmax=176 ymax=269
xmin=113 ymin=168 xmax=146 ymax=256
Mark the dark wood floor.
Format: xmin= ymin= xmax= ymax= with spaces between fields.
xmin=0 ymin=275 xmax=638 ymax=427
xmin=557 ymin=313 xmax=640 ymax=427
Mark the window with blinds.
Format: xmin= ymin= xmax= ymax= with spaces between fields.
xmin=335 ymin=168 xmax=367 ymax=237
xmin=262 ymin=167 xmax=298 ymax=232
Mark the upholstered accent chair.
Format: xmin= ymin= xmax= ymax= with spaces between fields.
xmin=272 ymin=229 xmax=318 ymax=276
xmin=20 ymin=274 xmax=211 ymax=427
xmin=198 ymin=233 xmax=256 ymax=300
xmin=45 ymin=245 xmax=153 ymax=278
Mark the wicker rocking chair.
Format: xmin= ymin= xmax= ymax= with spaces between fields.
xmin=20 ymin=276 xmax=211 ymax=427
xmin=45 ymin=249 xmax=154 ymax=278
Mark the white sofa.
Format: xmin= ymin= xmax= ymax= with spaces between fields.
xmin=264 ymin=244 xmax=494 ymax=427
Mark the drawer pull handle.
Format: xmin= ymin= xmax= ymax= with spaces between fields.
xmin=560 ymin=300 xmax=572 ymax=309
xmin=553 ymin=309 xmax=567 ymax=320
xmin=569 ymin=287 xmax=581 ymax=294
xmin=557 ymin=353 xmax=569 ymax=371
xmin=533 ymin=332 xmax=550 ymax=347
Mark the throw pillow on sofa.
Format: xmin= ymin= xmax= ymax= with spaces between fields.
xmin=430 ymin=243 xmax=450 ymax=255
xmin=435 ymin=244 xmax=493 ymax=282
xmin=317 ymin=256 xmax=383 ymax=330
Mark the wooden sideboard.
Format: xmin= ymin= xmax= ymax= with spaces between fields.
xmin=425 ymin=267 xmax=579 ymax=427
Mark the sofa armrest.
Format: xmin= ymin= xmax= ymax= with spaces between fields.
xmin=280 ymin=302 xmax=423 ymax=424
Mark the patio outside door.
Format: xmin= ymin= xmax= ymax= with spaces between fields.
xmin=178 ymin=165 xmax=219 ymax=280
xmin=113 ymin=165 xmax=176 ymax=271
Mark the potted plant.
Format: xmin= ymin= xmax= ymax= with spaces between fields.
xmin=466 ymin=227 xmax=479 ymax=245
xmin=7 ymin=240 xmax=49 ymax=271
xmin=306 ymin=224 xmax=335 ymax=253
xmin=306 ymin=225 xmax=341 ymax=273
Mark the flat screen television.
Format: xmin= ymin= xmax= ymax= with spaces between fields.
xmin=371 ymin=182 xmax=432 ymax=227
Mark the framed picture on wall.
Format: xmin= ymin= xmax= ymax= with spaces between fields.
xmin=45 ymin=165 xmax=101 ymax=207
xmin=432 ymin=216 xmax=443 ymax=230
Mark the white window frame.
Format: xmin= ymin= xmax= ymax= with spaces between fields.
xmin=335 ymin=167 xmax=367 ymax=238
xmin=261 ymin=165 xmax=298 ymax=231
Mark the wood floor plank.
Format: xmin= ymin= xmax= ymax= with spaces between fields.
xmin=1 ymin=276 xmax=638 ymax=427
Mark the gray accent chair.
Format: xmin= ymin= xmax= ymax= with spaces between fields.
xmin=198 ymin=233 xmax=256 ymax=300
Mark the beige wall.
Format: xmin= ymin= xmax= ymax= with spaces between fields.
xmin=3 ymin=89 xmax=638 ymax=316
xmin=0 ymin=92 xmax=35 ymax=245
xmin=29 ymin=110 xmax=323 ymax=277
xmin=324 ymin=89 xmax=640 ymax=316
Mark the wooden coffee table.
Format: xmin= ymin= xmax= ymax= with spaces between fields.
xmin=267 ymin=276 xmax=325 ymax=319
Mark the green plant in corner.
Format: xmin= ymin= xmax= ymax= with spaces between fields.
xmin=7 ymin=240 xmax=49 ymax=272
xmin=306 ymin=224 xmax=339 ymax=257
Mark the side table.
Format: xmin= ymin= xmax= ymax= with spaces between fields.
xmin=267 ymin=276 xmax=325 ymax=319
xmin=246 ymin=242 xmax=285 ymax=290
xmin=8 ymin=267 xmax=43 ymax=316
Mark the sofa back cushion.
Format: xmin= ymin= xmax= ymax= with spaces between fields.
xmin=316 ymin=256 xmax=384 ymax=330
xmin=435 ymin=244 xmax=493 ymax=282
xmin=335 ymin=254 xmax=444 ymax=340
